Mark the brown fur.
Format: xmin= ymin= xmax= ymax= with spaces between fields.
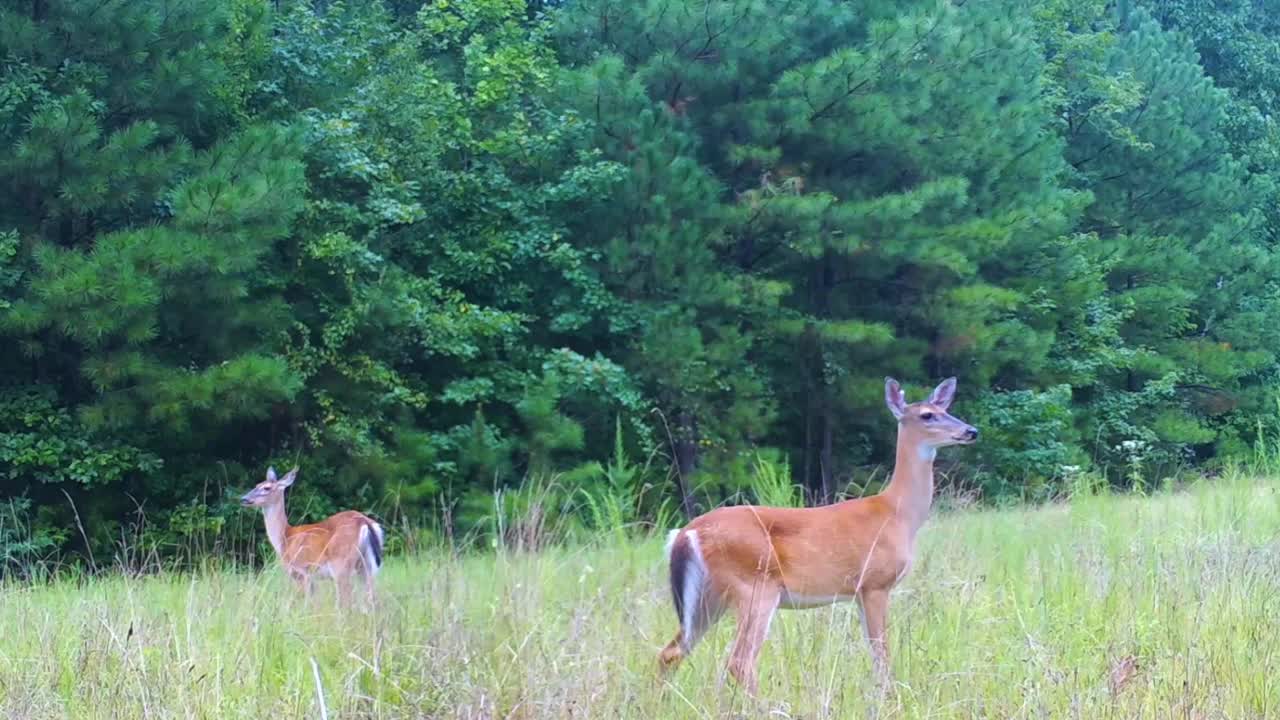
xmin=658 ymin=377 xmax=977 ymax=694
xmin=280 ymin=510 xmax=378 ymax=573
xmin=241 ymin=467 xmax=383 ymax=609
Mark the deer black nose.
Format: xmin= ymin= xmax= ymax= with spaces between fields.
xmin=965 ymin=428 xmax=979 ymax=441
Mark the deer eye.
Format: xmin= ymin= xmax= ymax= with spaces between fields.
xmin=920 ymin=412 xmax=935 ymax=421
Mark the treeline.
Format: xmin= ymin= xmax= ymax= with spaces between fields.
xmin=2 ymin=0 xmax=1279 ymax=562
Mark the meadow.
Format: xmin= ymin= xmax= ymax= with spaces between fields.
xmin=3 ymin=475 xmax=1280 ymax=719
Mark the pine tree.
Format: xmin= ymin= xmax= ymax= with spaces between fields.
xmin=0 ymin=0 xmax=305 ymax=547
xmin=558 ymin=0 xmax=1081 ymax=501
xmin=1135 ymin=0 xmax=1280 ymax=457
xmin=553 ymin=52 xmax=777 ymax=513
xmin=1058 ymin=9 xmax=1276 ymax=472
xmin=262 ymin=0 xmax=639 ymax=521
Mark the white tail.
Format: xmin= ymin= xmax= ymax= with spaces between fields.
xmin=360 ymin=521 xmax=385 ymax=577
xmin=667 ymin=529 xmax=712 ymax=654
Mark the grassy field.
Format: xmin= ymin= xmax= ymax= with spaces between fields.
xmin=4 ymin=475 xmax=1280 ymax=719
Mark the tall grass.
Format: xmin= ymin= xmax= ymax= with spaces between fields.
xmin=579 ymin=417 xmax=673 ymax=542
xmin=1253 ymin=390 xmax=1280 ymax=474
xmin=3 ymin=472 xmax=1280 ymax=718
xmin=748 ymin=452 xmax=803 ymax=508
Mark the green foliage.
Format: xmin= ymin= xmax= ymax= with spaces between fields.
xmin=266 ymin=0 xmax=635 ymax=502
xmin=11 ymin=0 xmax=1280 ymax=565
xmin=0 ymin=497 xmax=66 ymax=575
xmin=0 ymin=388 xmax=160 ymax=488
xmin=555 ymin=0 xmax=1084 ymax=502
xmin=0 ymin=0 xmax=310 ymax=563
xmin=965 ymin=385 xmax=1086 ymax=500
xmin=458 ymin=475 xmax=581 ymax=550
xmin=579 ymin=417 xmax=665 ymax=541
xmin=1250 ymin=389 xmax=1280 ymax=473
xmin=748 ymin=451 xmax=803 ymax=509
xmin=1041 ymin=7 xmax=1279 ymax=480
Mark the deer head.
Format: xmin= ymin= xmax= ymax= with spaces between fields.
xmin=884 ymin=377 xmax=978 ymax=453
xmin=240 ymin=466 xmax=298 ymax=507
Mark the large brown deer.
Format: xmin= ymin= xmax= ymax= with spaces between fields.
xmin=657 ymin=377 xmax=977 ymax=693
xmin=240 ymin=466 xmax=384 ymax=608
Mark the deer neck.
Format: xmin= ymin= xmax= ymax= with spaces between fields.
xmin=261 ymin=499 xmax=291 ymax=560
xmin=880 ymin=428 xmax=936 ymax=536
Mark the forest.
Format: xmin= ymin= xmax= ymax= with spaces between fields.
xmin=3 ymin=0 xmax=1280 ymax=564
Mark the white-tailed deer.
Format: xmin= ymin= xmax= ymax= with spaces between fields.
xmin=658 ymin=377 xmax=977 ymax=694
xmin=240 ymin=466 xmax=384 ymax=608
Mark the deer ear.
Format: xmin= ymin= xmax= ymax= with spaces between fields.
xmin=278 ymin=467 xmax=298 ymax=488
xmin=266 ymin=466 xmax=278 ymax=483
xmin=929 ymin=377 xmax=957 ymax=411
xmin=884 ymin=377 xmax=906 ymax=420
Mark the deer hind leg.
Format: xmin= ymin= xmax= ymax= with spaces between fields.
xmin=659 ymin=593 xmax=725 ymax=675
xmin=858 ymin=588 xmax=892 ymax=685
xmin=358 ymin=559 xmax=378 ymax=612
xmin=659 ymin=531 xmax=722 ymax=676
xmin=725 ymin=583 xmax=781 ymax=696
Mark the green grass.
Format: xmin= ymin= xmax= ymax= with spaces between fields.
xmin=4 ymin=474 xmax=1280 ymax=718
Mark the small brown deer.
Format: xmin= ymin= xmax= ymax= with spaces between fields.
xmin=658 ymin=377 xmax=978 ymax=693
xmin=240 ymin=466 xmax=384 ymax=608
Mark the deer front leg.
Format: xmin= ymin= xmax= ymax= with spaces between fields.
xmin=858 ymin=588 xmax=892 ymax=686
xmin=289 ymin=569 xmax=313 ymax=600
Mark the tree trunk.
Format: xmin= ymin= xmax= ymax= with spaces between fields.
xmin=802 ymin=386 xmax=814 ymax=504
xmin=673 ymin=410 xmax=699 ymax=518
xmin=807 ymin=250 xmax=835 ymax=503
xmin=820 ymin=401 xmax=834 ymax=502
xmin=736 ymin=231 xmax=755 ymax=268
